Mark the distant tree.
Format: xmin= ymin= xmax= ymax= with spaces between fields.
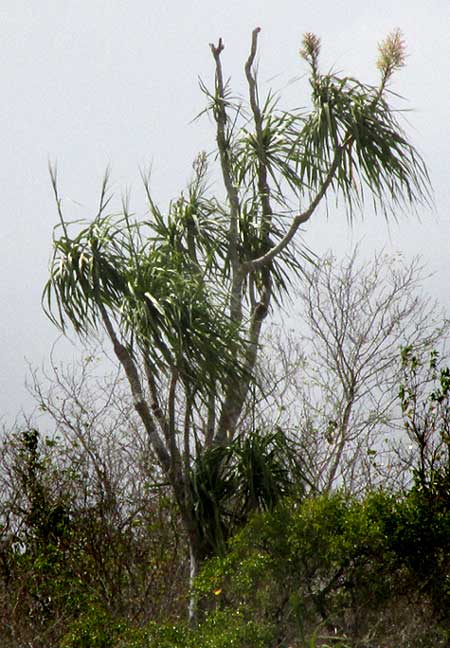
xmin=43 ymin=28 xmax=429 ymax=618
xmin=258 ymin=249 xmax=447 ymax=493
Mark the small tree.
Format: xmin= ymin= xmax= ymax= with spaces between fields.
xmin=258 ymin=250 xmax=447 ymax=493
xmin=43 ymin=28 xmax=429 ymax=615
xmin=399 ymin=347 xmax=450 ymax=495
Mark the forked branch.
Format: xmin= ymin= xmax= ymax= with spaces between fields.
xmin=243 ymin=148 xmax=343 ymax=273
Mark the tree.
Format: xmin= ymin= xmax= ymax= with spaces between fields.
xmin=43 ymin=28 xmax=429 ymax=617
xmin=399 ymin=346 xmax=450 ymax=496
xmin=257 ymin=249 xmax=447 ymax=493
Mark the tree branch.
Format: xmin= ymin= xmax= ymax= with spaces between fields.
xmin=210 ymin=37 xmax=244 ymax=323
xmin=98 ymin=303 xmax=173 ymax=477
xmin=168 ymin=366 xmax=180 ymax=469
xmin=244 ymin=27 xmax=273 ymax=236
xmin=143 ymin=354 xmax=170 ymax=442
xmin=243 ymin=148 xmax=342 ymax=273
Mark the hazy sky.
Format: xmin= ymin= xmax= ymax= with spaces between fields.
xmin=1 ymin=1 xmax=449 ymax=421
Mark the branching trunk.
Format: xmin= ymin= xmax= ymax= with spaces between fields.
xmin=98 ymin=303 xmax=206 ymax=620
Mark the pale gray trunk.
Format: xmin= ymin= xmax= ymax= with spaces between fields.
xmin=187 ymin=543 xmax=200 ymax=624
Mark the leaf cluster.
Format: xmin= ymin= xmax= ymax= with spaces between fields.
xmin=301 ymin=70 xmax=429 ymax=217
xmin=43 ymin=166 xmax=246 ymax=392
xmin=190 ymin=428 xmax=301 ymax=556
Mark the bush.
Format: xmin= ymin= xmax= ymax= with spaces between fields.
xmin=62 ymin=608 xmax=271 ymax=648
xmin=195 ymin=490 xmax=450 ymax=646
xmin=60 ymin=603 xmax=127 ymax=648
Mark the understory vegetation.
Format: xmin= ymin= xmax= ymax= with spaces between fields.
xmin=1 ymin=335 xmax=449 ymax=647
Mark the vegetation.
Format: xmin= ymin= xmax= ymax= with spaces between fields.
xmin=0 ymin=27 xmax=447 ymax=648
xmin=2 ymin=411 xmax=450 ymax=646
xmin=42 ymin=27 xmax=428 ymax=608
xmin=1 ymin=344 xmax=450 ymax=644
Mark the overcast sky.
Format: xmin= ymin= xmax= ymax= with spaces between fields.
xmin=1 ymin=1 xmax=449 ymax=422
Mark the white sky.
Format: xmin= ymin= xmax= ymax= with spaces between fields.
xmin=1 ymin=1 xmax=449 ymax=421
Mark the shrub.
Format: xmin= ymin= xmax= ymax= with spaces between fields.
xmin=196 ymin=490 xmax=450 ymax=646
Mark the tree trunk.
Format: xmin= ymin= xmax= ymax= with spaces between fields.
xmin=187 ymin=539 xmax=201 ymax=624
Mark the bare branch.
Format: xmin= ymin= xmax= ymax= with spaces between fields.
xmin=244 ymin=27 xmax=273 ymax=229
xmin=210 ymin=36 xmax=244 ymax=322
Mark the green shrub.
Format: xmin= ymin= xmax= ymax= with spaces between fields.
xmin=195 ymin=490 xmax=450 ymax=646
xmin=190 ymin=609 xmax=273 ymax=648
xmin=116 ymin=621 xmax=189 ymax=648
xmin=60 ymin=603 xmax=127 ymax=648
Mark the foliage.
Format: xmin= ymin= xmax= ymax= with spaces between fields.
xmin=188 ymin=609 xmax=273 ymax=648
xmin=396 ymin=348 xmax=450 ymax=616
xmin=2 ymin=412 xmax=450 ymax=645
xmin=195 ymin=490 xmax=450 ymax=646
xmin=62 ymin=608 xmax=272 ymax=648
xmin=60 ymin=603 xmax=127 ymax=648
xmin=190 ymin=427 xmax=303 ymax=556
xmin=399 ymin=347 xmax=450 ymax=495
xmin=0 ymin=417 xmax=187 ymax=647
xmin=0 ymin=429 xmax=89 ymax=646
xmin=43 ymin=189 xmax=244 ymax=391
xmin=300 ymin=30 xmax=429 ymax=217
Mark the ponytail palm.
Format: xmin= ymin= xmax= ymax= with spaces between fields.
xmin=44 ymin=27 xmax=430 ymax=620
